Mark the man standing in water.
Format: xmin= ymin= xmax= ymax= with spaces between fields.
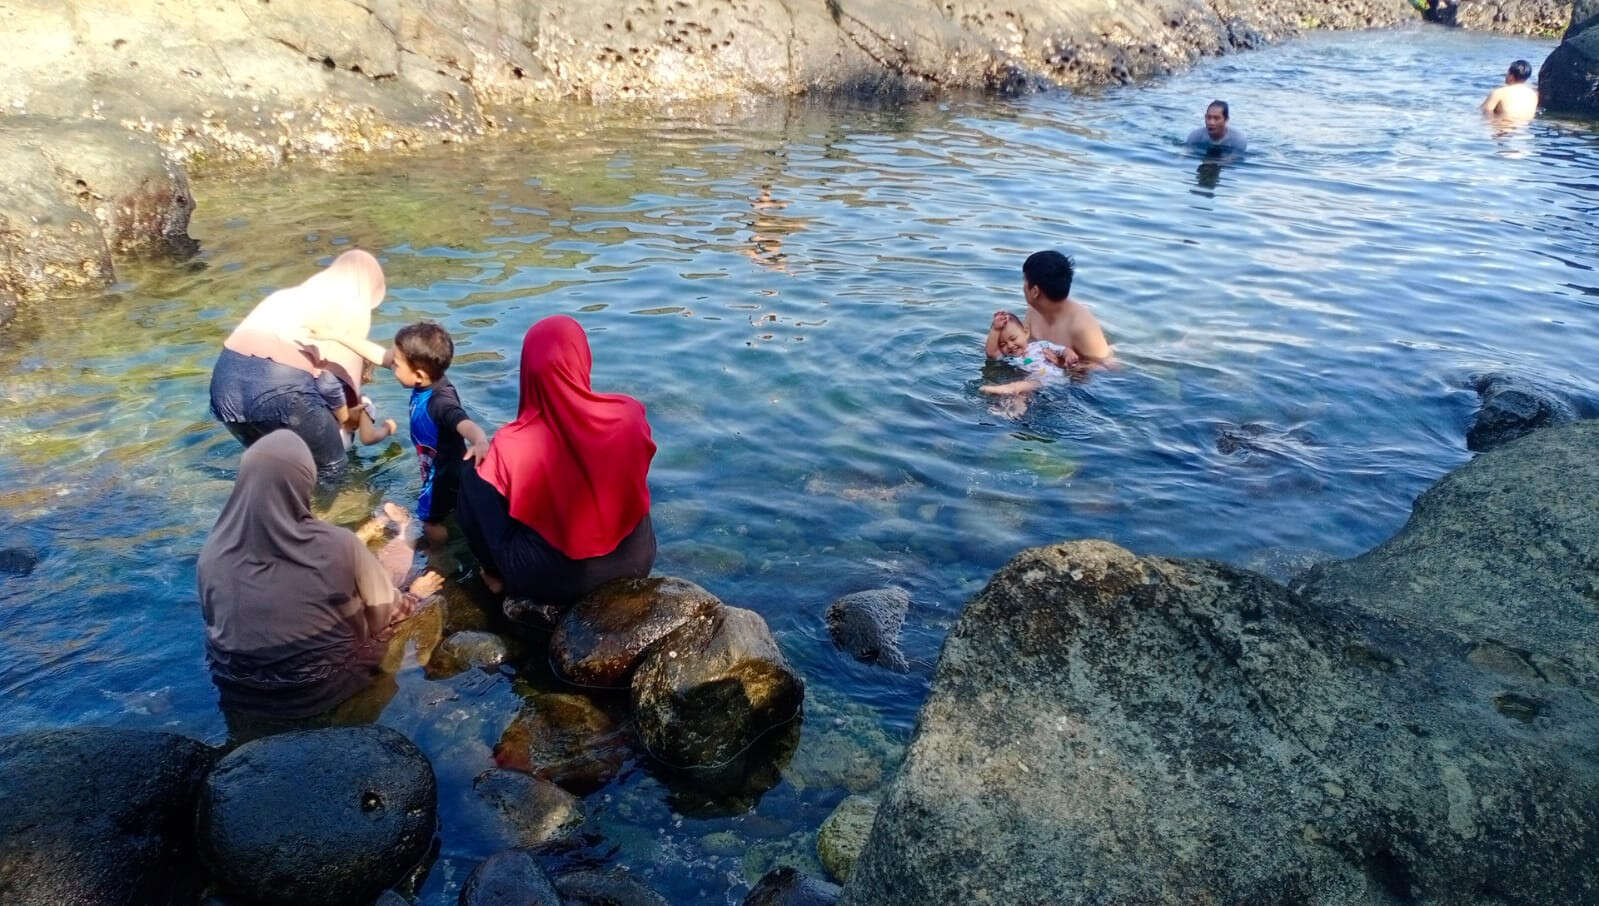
xmin=986 ymin=251 xmax=1112 ymax=369
xmin=1187 ymin=100 xmax=1247 ymax=154
xmin=1481 ymin=60 xmax=1538 ymax=121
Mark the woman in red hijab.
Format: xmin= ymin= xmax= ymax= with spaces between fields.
xmin=456 ymin=316 xmax=657 ymax=607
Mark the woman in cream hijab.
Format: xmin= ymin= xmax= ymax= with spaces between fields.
xmin=208 ymin=250 xmax=391 ymax=479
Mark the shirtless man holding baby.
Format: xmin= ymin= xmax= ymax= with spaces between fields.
xmin=984 ymin=250 xmax=1112 ymax=370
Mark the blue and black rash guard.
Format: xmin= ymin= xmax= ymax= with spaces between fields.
xmin=408 ymin=376 xmax=470 ymax=522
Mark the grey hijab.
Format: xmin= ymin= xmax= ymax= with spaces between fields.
xmin=197 ymin=430 xmax=398 ymax=696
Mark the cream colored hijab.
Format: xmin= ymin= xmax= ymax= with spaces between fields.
xmin=224 ymin=250 xmax=388 ymax=389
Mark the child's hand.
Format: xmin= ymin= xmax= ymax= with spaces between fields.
xmin=990 ymin=310 xmax=1009 ymax=331
xmin=463 ymin=438 xmax=491 ymax=464
xmin=383 ymin=418 xmax=398 ymax=437
xmin=407 ymin=570 xmax=445 ymax=600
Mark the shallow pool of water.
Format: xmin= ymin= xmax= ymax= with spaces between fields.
xmin=1 ymin=25 xmax=1593 ymax=904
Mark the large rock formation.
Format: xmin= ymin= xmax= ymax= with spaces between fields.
xmin=842 ymin=420 xmax=1599 ymax=906
xmin=1457 ymin=0 xmax=1573 ymax=34
xmin=1540 ymin=0 xmax=1599 ymax=114
xmin=0 ymin=728 xmax=217 ymax=906
xmin=1 ymin=0 xmax=1417 ymax=171
xmin=0 ymin=116 xmax=194 ymax=307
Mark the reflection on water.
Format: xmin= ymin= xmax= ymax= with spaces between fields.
xmin=1 ymin=27 xmax=1593 ymax=904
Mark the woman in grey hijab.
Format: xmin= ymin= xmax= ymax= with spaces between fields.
xmin=197 ymin=430 xmax=442 ymax=718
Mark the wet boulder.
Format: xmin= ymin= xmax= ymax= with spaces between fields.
xmin=429 ymin=630 xmax=518 ymax=678
xmin=470 ymin=769 xmax=584 ymax=849
xmin=197 ymin=726 xmax=437 ymax=906
xmin=1539 ymin=0 xmax=1599 ymax=115
xmin=555 ymin=869 xmax=671 ymax=905
xmin=493 ymin=692 xmax=632 ymax=793
xmin=817 ymin=795 xmax=878 ymax=884
xmin=1455 ymin=0 xmax=1574 ymax=35
xmin=1465 ymin=372 xmax=1577 ymax=452
xmin=825 ymin=587 xmax=910 ymax=671
xmin=460 ymin=850 xmax=561 ymax=906
xmin=631 ymin=605 xmax=804 ymax=769
xmin=552 ymin=576 xmax=723 ymax=688
xmin=0 ymin=728 xmax=216 ymax=906
xmin=744 ymin=868 xmax=841 ymax=906
xmin=842 ymin=466 xmax=1599 ymax=906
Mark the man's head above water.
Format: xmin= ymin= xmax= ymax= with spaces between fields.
xmin=1205 ymin=100 xmax=1230 ymax=140
xmin=1506 ymin=59 xmax=1532 ymax=84
xmin=1023 ymin=250 xmax=1075 ymax=305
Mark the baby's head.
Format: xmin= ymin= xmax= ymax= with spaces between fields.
xmin=996 ymin=313 xmax=1029 ymax=358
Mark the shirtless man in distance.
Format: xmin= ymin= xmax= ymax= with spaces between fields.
xmin=986 ymin=250 xmax=1112 ymax=370
xmin=1481 ymin=59 xmax=1538 ymax=121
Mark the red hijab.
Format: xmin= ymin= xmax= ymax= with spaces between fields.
xmin=479 ymin=316 xmax=656 ymax=559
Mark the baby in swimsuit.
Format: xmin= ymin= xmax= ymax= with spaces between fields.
xmin=981 ymin=312 xmax=1069 ymax=414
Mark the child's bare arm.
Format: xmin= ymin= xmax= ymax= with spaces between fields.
xmin=357 ymin=409 xmax=397 ymax=445
xmin=458 ymin=419 xmax=491 ymax=463
xmin=980 ymin=380 xmax=1041 ymax=395
xmin=984 ymin=310 xmax=1007 ymax=359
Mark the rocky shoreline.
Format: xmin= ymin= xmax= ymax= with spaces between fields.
xmin=0 ymin=0 xmax=1576 ymax=322
xmin=837 ymin=414 xmax=1599 ymax=905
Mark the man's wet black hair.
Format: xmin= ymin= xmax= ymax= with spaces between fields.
xmin=394 ymin=321 xmax=454 ymax=380
xmin=1508 ymin=60 xmax=1532 ymax=82
xmin=1208 ymin=100 xmax=1230 ymax=119
xmin=1023 ymin=251 xmax=1075 ymax=302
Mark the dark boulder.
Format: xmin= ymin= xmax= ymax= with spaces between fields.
xmin=825 ymin=587 xmax=910 ymax=671
xmin=1465 ymin=372 xmax=1577 ymax=452
xmin=197 ymin=726 xmax=437 ymax=906
xmin=631 ymin=605 xmax=804 ymax=769
xmin=459 ymin=850 xmax=561 ymax=906
xmin=0 ymin=728 xmax=216 ymax=906
xmin=1539 ymin=0 xmax=1599 ymax=115
xmin=744 ymin=867 xmax=841 ymax=906
xmin=842 ymin=420 xmax=1599 ymax=906
xmin=493 ymin=692 xmax=632 ymax=793
xmin=551 ymin=577 xmax=722 ymax=688
xmin=555 ymin=869 xmax=671 ymax=905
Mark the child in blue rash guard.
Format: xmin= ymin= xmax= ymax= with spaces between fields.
xmin=391 ymin=322 xmax=491 ymax=546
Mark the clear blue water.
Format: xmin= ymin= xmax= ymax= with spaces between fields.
xmin=1 ymin=25 xmax=1593 ymax=903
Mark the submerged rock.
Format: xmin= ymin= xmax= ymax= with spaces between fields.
xmin=0 ymin=548 xmax=38 ymax=577
xmin=1465 ymin=372 xmax=1577 ymax=452
xmin=631 ymin=605 xmax=804 ymax=769
xmin=493 ymin=692 xmax=632 ymax=793
xmin=197 ymin=726 xmax=437 ymax=906
xmin=429 ymin=630 xmax=518 ymax=678
xmin=843 ymin=419 xmax=1599 ymax=906
xmin=1539 ymin=0 xmax=1599 ymax=115
xmin=744 ymin=867 xmax=842 ymax=906
xmin=471 ymin=769 xmax=584 ymax=849
xmin=460 ymin=850 xmax=561 ymax=906
xmin=825 ymin=587 xmax=911 ymax=671
xmin=555 ymin=869 xmax=671 ymax=905
xmin=817 ymin=796 xmax=878 ymax=884
xmin=552 ymin=576 xmax=723 ymax=688
xmin=0 ymin=728 xmax=216 ymax=906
